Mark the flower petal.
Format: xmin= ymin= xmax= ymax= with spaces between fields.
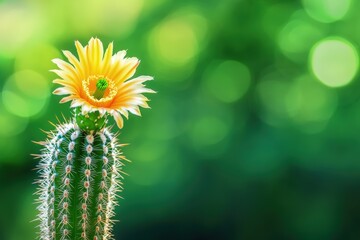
xmin=70 ymin=99 xmax=86 ymax=108
xmin=128 ymin=106 xmax=141 ymax=116
xmin=112 ymin=58 xmax=140 ymax=85
xmin=117 ymin=108 xmax=129 ymax=119
xmin=60 ymin=96 xmax=74 ymax=103
xmin=53 ymin=78 xmax=80 ymax=92
xmin=87 ymin=38 xmax=104 ymax=75
xmin=112 ymin=111 xmax=124 ymax=129
xmin=52 ymin=58 xmax=78 ymax=78
xmin=62 ymin=50 xmax=85 ymax=80
xmin=75 ymin=40 xmax=89 ymax=76
xmin=53 ymin=87 xmax=73 ymax=95
xmin=101 ymin=42 xmax=113 ymax=73
xmin=117 ymin=76 xmax=154 ymax=95
xmin=51 ymin=69 xmax=77 ymax=83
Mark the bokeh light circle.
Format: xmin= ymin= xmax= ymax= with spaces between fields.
xmin=286 ymin=75 xmax=338 ymax=124
xmin=2 ymin=70 xmax=50 ymax=117
xmin=310 ymin=37 xmax=358 ymax=88
xmin=302 ymin=0 xmax=352 ymax=23
xmin=203 ymin=60 xmax=251 ymax=103
xmin=14 ymin=44 xmax=60 ymax=76
xmin=190 ymin=116 xmax=230 ymax=146
xmin=278 ymin=11 xmax=324 ymax=61
xmin=0 ymin=3 xmax=41 ymax=57
xmin=149 ymin=17 xmax=198 ymax=67
xmin=147 ymin=8 xmax=207 ymax=82
xmin=0 ymin=107 xmax=28 ymax=137
xmin=129 ymin=141 xmax=182 ymax=187
xmin=187 ymin=95 xmax=236 ymax=157
xmin=256 ymin=72 xmax=337 ymax=132
xmin=67 ymin=0 xmax=144 ymax=37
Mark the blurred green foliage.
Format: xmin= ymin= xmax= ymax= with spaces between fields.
xmin=0 ymin=0 xmax=360 ymax=239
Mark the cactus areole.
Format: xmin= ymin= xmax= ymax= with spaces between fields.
xmin=34 ymin=38 xmax=154 ymax=240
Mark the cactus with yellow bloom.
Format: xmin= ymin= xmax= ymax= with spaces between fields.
xmin=34 ymin=38 xmax=154 ymax=240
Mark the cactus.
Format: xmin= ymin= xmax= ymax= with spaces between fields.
xmin=35 ymin=120 xmax=125 ymax=239
xmin=34 ymin=38 xmax=154 ymax=240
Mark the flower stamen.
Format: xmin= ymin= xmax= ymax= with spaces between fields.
xmin=93 ymin=78 xmax=108 ymax=100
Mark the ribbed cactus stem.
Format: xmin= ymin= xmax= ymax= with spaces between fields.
xmin=36 ymin=121 xmax=125 ymax=240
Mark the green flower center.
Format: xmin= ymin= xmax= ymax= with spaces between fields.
xmin=93 ymin=78 xmax=108 ymax=100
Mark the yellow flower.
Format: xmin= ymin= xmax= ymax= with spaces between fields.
xmin=52 ymin=37 xmax=155 ymax=128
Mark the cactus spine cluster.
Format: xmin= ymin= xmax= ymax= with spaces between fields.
xmin=35 ymin=118 xmax=126 ymax=240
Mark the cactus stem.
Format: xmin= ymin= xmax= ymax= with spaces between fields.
xmin=35 ymin=122 xmax=125 ymax=240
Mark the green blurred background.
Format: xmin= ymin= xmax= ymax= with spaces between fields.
xmin=0 ymin=0 xmax=359 ymax=239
